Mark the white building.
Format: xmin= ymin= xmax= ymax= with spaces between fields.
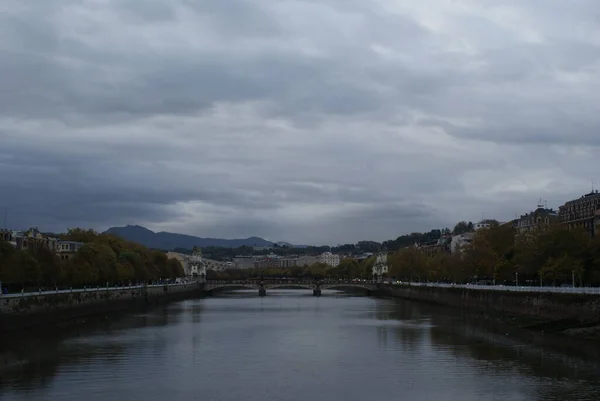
xmin=188 ymin=248 xmax=206 ymax=281
xmin=167 ymin=249 xmax=206 ymax=279
xmin=473 ymin=221 xmax=491 ymax=230
xmin=450 ymin=233 xmax=474 ymax=254
xmin=372 ymin=253 xmax=388 ymax=280
xmin=318 ymin=252 xmax=340 ymax=267
xmin=204 ymin=258 xmax=231 ymax=272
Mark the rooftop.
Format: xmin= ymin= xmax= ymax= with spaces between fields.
xmin=564 ymin=190 xmax=600 ymax=204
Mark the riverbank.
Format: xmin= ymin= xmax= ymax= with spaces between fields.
xmin=0 ymin=283 xmax=204 ymax=334
xmin=385 ymin=284 xmax=600 ymax=340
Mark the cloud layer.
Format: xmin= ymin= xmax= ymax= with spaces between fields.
xmin=1 ymin=0 xmax=600 ymax=244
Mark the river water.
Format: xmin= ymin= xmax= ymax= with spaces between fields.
xmin=2 ymin=290 xmax=600 ymax=401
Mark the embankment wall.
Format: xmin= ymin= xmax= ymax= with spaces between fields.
xmin=388 ymin=285 xmax=600 ymax=324
xmin=0 ymin=283 xmax=203 ymax=334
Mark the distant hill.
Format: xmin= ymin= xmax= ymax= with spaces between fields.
xmin=104 ymin=225 xmax=276 ymax=250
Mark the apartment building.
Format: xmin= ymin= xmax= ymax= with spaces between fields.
xmin=318 ymin=252 xmax=340 ymax=267
xmin=57 ymin=241 xmax=84 ymax=260
xmin=516 ymin=204 xmax=558 ymax=234
xmin=559 ymin=190 xmax=600 ymax=237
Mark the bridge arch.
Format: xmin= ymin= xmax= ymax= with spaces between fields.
xmin=205 ymin=284 xmax=258 ymax=292
xmin=266 ymin=284 xmax=313 ymax=290
xmin=321 ymin=284 xmax=373 ymax=295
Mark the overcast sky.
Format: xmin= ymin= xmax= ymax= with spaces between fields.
xmin=1 ymin=0 xmax=599 ymax=245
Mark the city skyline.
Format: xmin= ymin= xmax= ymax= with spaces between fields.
xmin=1 ymin=0 xmax=600 ymax=245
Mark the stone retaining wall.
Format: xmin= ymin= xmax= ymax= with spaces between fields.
xmin=0 ymin=283 xmax=202 ymax=333
xmin=388 ymin=285 xmax=600 ymax=323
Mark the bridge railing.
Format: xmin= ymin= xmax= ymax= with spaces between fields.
xmin=394 ymin=282 xmax=600 ymax=295
xmin=205 ymin=280 xmax=375 ymax=288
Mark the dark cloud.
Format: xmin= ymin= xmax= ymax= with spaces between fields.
xmin=1 ymin=0 xmax=600 ymax=244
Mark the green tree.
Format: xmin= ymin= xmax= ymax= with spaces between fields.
xmin=61 ymin=228 xmax=98 ymax=243
xmin=167 ymin=258 xmax=184 ymax=277
xmin=31 ymin=247 xmax=63 ymax=287
xmin=0 ymin=239 xmax=16 ymax=282
xmin=453 ymin=221 xmax=472 ymax=235
xmin=6 ymin=250 xmax=42 ymax=287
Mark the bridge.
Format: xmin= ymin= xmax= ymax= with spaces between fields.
xmin=204 ymin=280 xmax=376 ymax=296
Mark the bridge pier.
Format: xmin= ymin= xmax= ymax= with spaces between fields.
xmin=259 ymin=284 xmax=266 ymax=296
xmin=313 ymin=283 xmax=321 ymax=296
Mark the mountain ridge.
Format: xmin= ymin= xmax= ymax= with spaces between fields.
xmin=104 ymin=225 xmax=278 ymax=250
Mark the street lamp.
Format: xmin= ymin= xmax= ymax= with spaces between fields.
xmin=572 ymin=270 xmax=575 ymax=288
xmin=515 ymin=272 xmax=519 ymax=287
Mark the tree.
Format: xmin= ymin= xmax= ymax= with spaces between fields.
xmin=453 ymin=221 xmax=472 ymax=235
xmin=389 ymin=248 xmax=426 ymax=281
xmin=0 ymin=239 xmax=16 ymax=282
xmin=31 ymin=247 xmax=63 ymax=287
xmin=332 ymin=258 xmax=359 ymax=278
xmin=462 ymin=235 xmax=499 ymax=282
xmin=167 ymin=259 xmax=184 ymax=277
xmin=5 ymin=250 xmax=42 ymax=287
xmin=61 ymin=228 xmax=98 ymax=243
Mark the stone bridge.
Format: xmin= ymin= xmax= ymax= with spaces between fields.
xmin=204 ymin=280 xmax=376 ymax=296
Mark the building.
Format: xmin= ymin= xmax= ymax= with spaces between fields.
xmin=9 ymin=228 xmax=59 ymax=252
xmin=188 ymin=248 xmax=205 ymax=278
xmin=2 ymin=228 xmax=81 ymax=258
xmin=254 ymin=253 xmax=283 ymax=269
xmin=450 ymin=233 xmax=474 ymax=254
xmin=0 ymin=229 xmax=15 ymax=246
xmin=203 ymin=258 xmax=231 ymax=272
xmin=558 ymin=190 xmax=600 ymax=237
xmin=14 ymin=229 xmax=61 ymax=253
xmin=595 ymin=209 xmax=600 ymax=237
xmin=372 ymin=253 xmax=388 ymax=280
xmin=296 ymin=255 xmax=319 ymax=266
xmin=277 ymin=258 xmax=298 ymax=268
xmin=473 ymin=221 xmax=491 ymax=231
xmin=516 ymin=203 xmax=558 ymax=234
xmin=419 ymin=237 xmax=451 ymax=257
xmin=233 ymin=256 xmax=257 ymax=269
xmin=318 ymin=252 xmax=340 ymax=267
xmin=57 ymin=241 xmax=84 ymax=260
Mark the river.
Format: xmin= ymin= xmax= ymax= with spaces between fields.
xmin=1 ymin=289 xmax=600 ymax=401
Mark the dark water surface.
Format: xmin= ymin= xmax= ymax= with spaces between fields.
xmin=2 ymin=290 xmax=600 ymax=401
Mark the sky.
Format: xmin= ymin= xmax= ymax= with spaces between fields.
xmin=1 ymin=0 xmax=600 ymax=245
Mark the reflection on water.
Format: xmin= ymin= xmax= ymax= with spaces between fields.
xmin=1 ymin=290 xmax=599 ymax=401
